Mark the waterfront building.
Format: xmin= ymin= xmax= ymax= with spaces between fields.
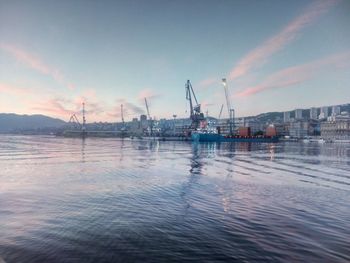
xmin=283 ymin=111 xmax=291 ymax=122
xmin=289 ymin=120 xmax=319 ymax=138
xmin=310 ymin=107 xmax=318 ymax=120
xmin=295 ymin=109 xmax=303 ymax=120
xmin=274 ymin=123 xmax=290 ymax=137
xmin=321 ymin=119 xmax=350 ymax=140
xmin=173 ymin=118 xmax=192 ymax=135
xmin=140 ymin=114 xmax=148 ymax=131
xmin=289 ymin=121 xmax=308 ymax=138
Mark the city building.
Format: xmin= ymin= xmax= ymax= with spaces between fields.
xmin=274 ymin=123 xmax=290 ymax=137
xmin=310 ymin=107 xmax=318 ymax=120
xmin=295 ymin=109 xmax=303 ymax=120
xmin=289 ymin=121 xmax=308 ymax=138
xmin=321 ymin=119 xmax=350 ymax=140
xmin=331 ymin=105 xmax=341 ymax=116
xmin=283 ymin=111 xmax=291 ymax=122
xmin=289 ymin=120 xmax=319 ymax=138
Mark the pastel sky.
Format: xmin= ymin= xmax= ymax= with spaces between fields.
xmin=1 ymin=0 xmax=349 ymax=122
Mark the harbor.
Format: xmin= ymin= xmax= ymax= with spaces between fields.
xmin=60 ymin=79 xmax=349 ymax=144
xmin=60 ymin=79 xmax=280 ymax=143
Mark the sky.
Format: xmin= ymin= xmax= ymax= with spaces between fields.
xmin=1 ymin=0 xmax=350 ymax=122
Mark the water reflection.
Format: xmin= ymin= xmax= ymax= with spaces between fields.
xmin=0 ymin=136 xmax=349 ymax=263
xmin=81 ymin=137 xmax=86 ymax=163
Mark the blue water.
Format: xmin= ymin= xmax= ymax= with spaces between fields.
xmin=0 ymin=135 xmax=349 ymax=262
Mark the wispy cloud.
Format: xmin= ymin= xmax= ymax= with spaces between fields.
xmin=113 ymin=98 xmax=145 ymax=118
xmin=0 ymin=83 xmax=32 ymax=97
xmin=137 ymin=88 xmax=161 ymax=101
xmin=228 ymin=0 xmax=340 ymax=81
xmin=0 ymin=43 xmax=74 ymax=90
xmin=31 ymin=88 xmax=106 ymax=121
xmin=197 ymin=77 xmax=218 ymax=90
xmin=235 ymin=50 xmax=350 ymax=97
xmin=32 ymin=97 xmax=76 ymax=117
xmin=73 ymin=89 xmax=105 ymax=115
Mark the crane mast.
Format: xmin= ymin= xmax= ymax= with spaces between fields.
xmin=222 ymin=78 xmax=235 ymax=135
xmin=144 ymin=98 xmax=153 ymax=136
xmin=82 ymin=102 xmax=86 ymax=133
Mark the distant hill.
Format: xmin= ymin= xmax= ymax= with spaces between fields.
xmin=0 ymin=113 xmax=66 ymax=133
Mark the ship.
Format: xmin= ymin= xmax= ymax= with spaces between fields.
xmin=191 ymin=131 xmax=279 ymax=143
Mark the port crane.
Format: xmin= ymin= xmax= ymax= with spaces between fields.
xmin=120 ymin=104 xmax=126 ymax=131
xmin=81 ymin=102 xmax=86 ymax=133
xmin=185 ymin=80 xmax=205 ymax=130
xmin=68 ymin=114 xmax=82 ymax=130
xmin=67 ymin=102 xmax=87 ymax=132
xmin=144 ymin=98 xmax=153 ymax=136
xmin=222 ymin=78 xmax=235 ymax=135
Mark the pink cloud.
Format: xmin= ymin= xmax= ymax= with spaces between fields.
xmin=0 ymin=43 xmax=74 ymax=90
xmin=137 ymin=88 xmax=161 ymax=101
xmin=235 ymin=50 xmax=350 ymax=97
xmin=31 ymin=98 xmax=75 ymax=118
xmin=0 ymin=83 xmax=32 ymax=97
xmin=197 ymin=78 xmax=218 ymax=89
xmin=31 ymin=88 xmax=105 ymax=120
xmin=228 ymin=0 xmax=340 ymax=81
xmin=114 ymin=98 xmax=145 ymax=118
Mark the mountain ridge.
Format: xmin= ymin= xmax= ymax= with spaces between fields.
xmin=0 ymin=113 xmax=66 ymax=133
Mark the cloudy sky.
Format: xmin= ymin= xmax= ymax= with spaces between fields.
xmin=1 ymin=0 xmax=349 ymax=122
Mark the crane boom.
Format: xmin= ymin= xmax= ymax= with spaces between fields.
xmin=144 ymin=98 xmax=151 ymax=119
xmin=144 ymin=98 xmax=153 ymax=136
xmin=218 ymin=104 xmax=224 ymax=119
xmin=121 ymin=104 xmax=125 ymax=124
xmin=222 ymin=78 xmax=234 ymax=135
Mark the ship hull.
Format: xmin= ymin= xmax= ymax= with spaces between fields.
xmin=192 ymin=133 xmax=279 ymax=143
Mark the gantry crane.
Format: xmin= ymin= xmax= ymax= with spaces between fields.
xmin=185 ymin=80 xmax=205 ymax=130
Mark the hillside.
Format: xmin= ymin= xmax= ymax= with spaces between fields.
xmin=0 ymin=113 xmax=66 ymax=133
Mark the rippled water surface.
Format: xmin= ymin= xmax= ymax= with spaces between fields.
xmin=0 ymin=135 xmax=349 ymax=262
